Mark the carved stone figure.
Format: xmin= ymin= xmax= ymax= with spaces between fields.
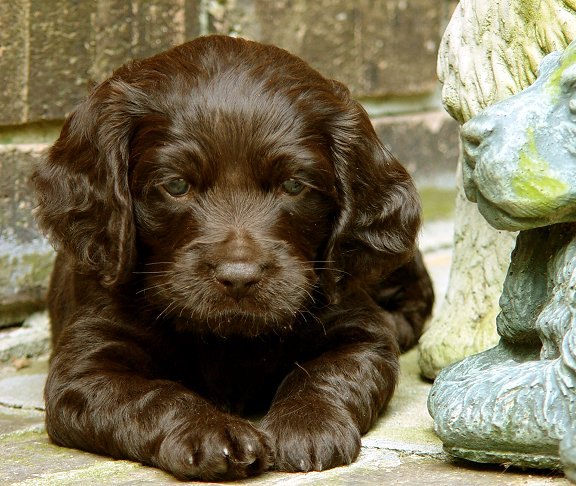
xmin=428 ymin=40 xmax=576 ymax=475
xmin=419 ymin=0 xmax=576 ymax=379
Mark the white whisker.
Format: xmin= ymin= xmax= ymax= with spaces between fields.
xmin=136 ymin=282 xmax=173 ymax=295
xmin=133 ymin=270 xmax=172 ymax=275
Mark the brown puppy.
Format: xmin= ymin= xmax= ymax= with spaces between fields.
xmin=32 ymin=35 xmax=434 ymax=481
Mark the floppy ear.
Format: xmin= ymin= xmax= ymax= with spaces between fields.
xmin=323 ymin=81 xmax=421 ymax=298
xmin=32 ymin=79 xmax=141 ymax=287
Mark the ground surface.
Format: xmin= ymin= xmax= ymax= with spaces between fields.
xmin=0 ymin=349 xmax=568 ymax=485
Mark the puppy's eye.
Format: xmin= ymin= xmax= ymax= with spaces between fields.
xmin=163 ymin=179 xmax=190 ymax=197
xmin=280 ymin=178 xmax=305 ymax=196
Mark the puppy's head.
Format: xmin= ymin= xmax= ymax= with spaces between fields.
xmin=33 ymin=36 xmax=420 ymax=336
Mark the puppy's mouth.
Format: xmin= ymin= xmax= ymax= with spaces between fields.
xmin=145 ymin=263 xmax=317 ymax=336
xmin=177 ymin=288 xmax=310 ymax=336
xmin=203 ymin=273 xmax=312 ymax=317
xmin=211 ymin=290 xmax=276 ymax=317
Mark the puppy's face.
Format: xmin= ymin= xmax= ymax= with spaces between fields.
xmin=129 ymin=76 xmax=339 ymax=335
xmin=33 ymin=36 xmax=421 ymax=338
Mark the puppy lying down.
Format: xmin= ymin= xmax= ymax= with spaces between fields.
xmin=32 ymin=35 xmax=434 ymax=481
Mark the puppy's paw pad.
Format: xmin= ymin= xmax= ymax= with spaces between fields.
xmin=262 ymin=410 xmax=361 ymax=472
xmin=157 ymin=417 xmax=271 ymax=480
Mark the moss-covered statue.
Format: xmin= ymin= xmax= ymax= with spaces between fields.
xmin=419 ymin=0 xmax=576 ymax=381
xmin=428 ymin=39 xmax=576 ymax=478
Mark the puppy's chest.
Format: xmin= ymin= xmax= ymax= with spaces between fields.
xmin=171 ymin=335 xmax=301 ymax=414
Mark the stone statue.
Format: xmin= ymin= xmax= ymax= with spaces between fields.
xmin=428 ymin=39 xmax=576 ymax=478
xmin=418 ymin=0 xmax=576 ymax=379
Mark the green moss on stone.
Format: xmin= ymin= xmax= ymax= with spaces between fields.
xmin=0 ymin=248 xmax=54 ymax=325
xmin=19 ymin=253 xmax=55 ymax=288
xmin=419 ymin=187 xmax=457 ymax=221
xmin=0 ymin=251 xmax=54 ymax=292
xmin=516 ymin=0 xmax=545 ymax=24
xmin=511 ymin=128 xmax=568 ymax=204
xmin=0 ymin=121 xmax=61 ymax=145
xmin=546 ymin=47 xmax=576 ymax=101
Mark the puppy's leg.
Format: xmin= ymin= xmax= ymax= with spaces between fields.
xmin=261 ymin=295 xmax=399 ymax=471
xmin=370 ymin=250 xmax=435 ymax=351
xmin=44 ymin=320 xmax=271 ymax=481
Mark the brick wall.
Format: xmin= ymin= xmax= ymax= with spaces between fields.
xmin=0 ymin=0 xmax=459 ymax=327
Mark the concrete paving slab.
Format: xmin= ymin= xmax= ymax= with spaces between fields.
xmin=0 ymin=406 xmax=44 ymax=437
xmin=0 ymin=374 xmax=45 ymax=410
xmin=0 ymin=313 xmax=50 ymax=363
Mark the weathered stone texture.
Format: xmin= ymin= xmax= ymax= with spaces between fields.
xmin=89 ymin=1 xmax=135 ymax=83
xmin=2 ymin=1 xmax=445 ymax=120
xmin=90 ymin=0 xmax=197 ymax=82
xmin=208 ymin=0 xmax=442 ymax=97
xmin=0 ymin=2 xmax=29 ymax=125
xmin=28 ymin=0 xmax=93 ymax=121
xmin=3 ymin=1 xmax=201 ymax=123
xmin=0 ymin=313 xmax=49 ymax=362
xmin=373 ymin=111 xmax=460 ymax=187
xmin=0 ymin=145 xmax=54 ymax=327
xmin=0 ymin=240 xmax=53 ymax=328
xmin=131 ymin=1 xmax=187 ymax=59
xmin=0 ymin=145 xmax=46 ymax=243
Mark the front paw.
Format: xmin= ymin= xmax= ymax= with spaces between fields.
xmin=261 ymin=404 xmax=361 ymax=472
xmin=156 ymin=415 xmax=272 ymax=481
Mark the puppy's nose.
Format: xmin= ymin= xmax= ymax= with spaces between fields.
xmin=215 ymin=262 xmax=262 ymax=298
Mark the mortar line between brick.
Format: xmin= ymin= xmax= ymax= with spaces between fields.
xmin=360 ymin=443 xmax=447 ymax=460
xmin=0 ymin=400 xmax=44 ymax=412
